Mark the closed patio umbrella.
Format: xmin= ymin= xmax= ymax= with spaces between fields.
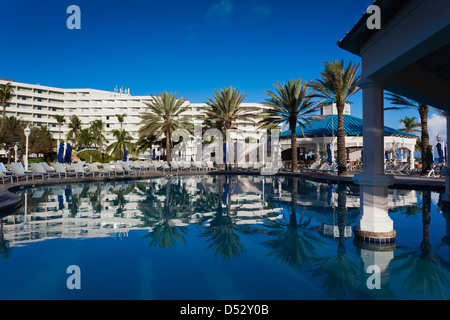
xmin=57 ymin=143 xmax=64 ymax=163
xmin=437 ymin=143 xmax=444 ymax=163
xmin=327 ymin=144 xmax=332 ymax=165
xmin=123 ymin=147 xmax=127 ymax=162
xmin=64 ymin=144 xmax=72 ymax=163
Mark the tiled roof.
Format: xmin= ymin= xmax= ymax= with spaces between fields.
xmin=279 ymin=114 xmax=417 ymax=138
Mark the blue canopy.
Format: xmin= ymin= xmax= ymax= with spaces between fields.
xmin=123 ymin=147 xmax=127 ymax=162
xmin=64 ymin=144 xmax=72 ymax=164
xmin=437 ymin=143 xmax=444 ymax=163
xmin=327 ymin=144 xmax=332 ymax=165
xmin=57 ymin=143 xmax=65 ymax=163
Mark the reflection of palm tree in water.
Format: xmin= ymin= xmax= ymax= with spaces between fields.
xmin=391 ymin=191 xmax=450 ymax=299
xmin=0 ymin=218 xmax=11 ymax=258
xmin=257 ymin=177 xmax=325 ymax=271
xmin=309 ymin=183 xmax=361 ymax=299
xmin=140 ymin=180 xmax=192 ymax=249
xmin=200 ymin=175 xmax=252 ymax=261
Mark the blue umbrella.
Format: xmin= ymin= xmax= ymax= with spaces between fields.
xmin=65 ymin=186 xmax=72 ymax=202
xmin=58 ymin=194 xmax=64 ymax=210
xmin=361 ymin=149 xmax=364 ymax=162
xmin=327 ymin=144 xmax=332 ymax=165
xmin=222 ymin=183 xmax=229 ymax=205
xmin=152 ymin=148 xmax=156 ymax=161
xmin=437 ymin=143 xmax=444 ymax=163
xmin=385 ymin=151 xmax=389 ymax=161
xmin=223 ymin=142 xmax=228 ymax=164
xmin=327 ymin=185 xmax=333 ymax=206
xmin=64 ymin=144 xmax=72 ymax=163
xmin=123 ymin=147 xmax=127 ymax=162
xmin=57 ymin=143 xmax=64 ymax=163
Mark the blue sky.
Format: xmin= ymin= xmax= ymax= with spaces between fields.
xmin=0 ymin=0 xmax=445 ymax=139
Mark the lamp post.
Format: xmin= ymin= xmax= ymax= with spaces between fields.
xmin=24 ymin=126 xmax=31 ymax=170
xmin=14 ymin=143 xmax=18 ymax=163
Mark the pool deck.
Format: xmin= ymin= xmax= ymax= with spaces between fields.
xmin=0 ymin=169 xmax=445 ymax=212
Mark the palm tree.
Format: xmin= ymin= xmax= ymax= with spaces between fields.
xmin=90 ymin=119 xmax=107 ymax=161
xmin=53 ymin=114 xmax=66 ymax=142
xmin=385 ymin=93 xmax=437 ymax=176
xmin=76 ymin=128 xmax=95 ymax=149
xmin=202 ymin=86 xmax=255 ymax=131
xmin=138 ymin=92 xmax=192 ymax=164
xmin=259 ymin=78 xmax=322 ymax=172
xmin=310 ymin=60 xmax=361 ymax=176
xmin=399 ymin=116 xmax=421 ymax=133
xmin=116 ymin=113 xmax=127 ymax=131
xmin=0 ymin=83 xmax=15 ymax=136
xmin=66 ymin=115 xmax=82 ymax=149
xmin=105 ymin=129 xmax=134 ymax=160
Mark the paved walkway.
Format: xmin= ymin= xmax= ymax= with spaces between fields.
xmin=0 ymin=169 xmax=445 ymax=213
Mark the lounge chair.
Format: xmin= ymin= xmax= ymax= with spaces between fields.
xmin=111 ymin=162 xmax=126 ymax=175
xmin=15 ymin=162 xmax=32 ymax=173
xmin=394 ymin=163 xmax=412 ymax=175
xmin=300 ymin=161 xmax=320 ymax=172
xmin=40 ymin=162 xmax=56 ymax=173
xmin=0 ymin=170 xmax=14 ymax=184
xmin=73 ymin=163 xmax=95 ymax=178
xmin=103 ymin=163 xmax=122 ymax=175
xmin=0 ymin=162 xmax=13 ymax=175
xmin=87 ymin=164 xmax=109 ymax=177
xmin=170 ymin=162 xmax=180 ymax=172
xmin=160 ymin=162 xmax=171 ymax=171
xmin=30 ymin=163 xmax=58 ymax=179
xmin=10 ymin=163 xmax=43 ymax=181
xmin=386 ymin=163 xmax=402 ymax=174
xmin=53 ymin=162 xmax=77 ymax=178
xmin=116 ymin=162 xmax=137 ymax=175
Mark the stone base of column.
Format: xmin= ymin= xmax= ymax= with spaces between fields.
xmin=353 ymin=227 xmax=396 ymax=244
xmin=353 ymin=174 xmax=396 ymax=243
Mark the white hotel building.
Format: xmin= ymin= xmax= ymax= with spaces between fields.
xmin=0 ymin=78 xmax=267 ymax=159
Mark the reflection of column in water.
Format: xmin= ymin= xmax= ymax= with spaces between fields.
xmin=355 ymin=240 xmax=396 ymax=299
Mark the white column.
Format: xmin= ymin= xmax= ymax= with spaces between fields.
xmin=353 ymin=78 xmax=395 ymax=242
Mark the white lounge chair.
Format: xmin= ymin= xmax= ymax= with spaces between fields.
xmin=88 ymin=164 xmax=109 ymax=177
xmin=30 ymin=163 xmax=57 ymax=179
xmin=10 ymin=163 xmax=43 ymax=181
xmin=0 ymin=170 xmax=14 ymax=184
xmin=53 ymin=162 xmax=77 ymax=178
xmin=73 ymin=163 xmax=95 ymax=178
xmin=103 ymin=163 xmax=122 ymax=175
xmin=40 ymin=162 xmax=56 ymax=173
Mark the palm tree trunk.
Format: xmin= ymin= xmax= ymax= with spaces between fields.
xmin=166 ymin=129 xmax=172 ymax=164
xmin=337 ymin=103 xmax=348 ymax=176
xmin=0 ymin=101 xmax=6 ymax=135
xmin=419 ymin=106 xmax=430 ymax=176
xmin=420 ymin=190 xmax=431 ymax=252
xmin=290 ymin=120 xmax=298 ymax=172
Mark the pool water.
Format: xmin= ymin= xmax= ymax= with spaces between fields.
xmin=0 ymin=174 xmax=448 ymax=300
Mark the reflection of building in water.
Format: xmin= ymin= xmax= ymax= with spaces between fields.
xmin=270 ymin=178 xmax=419 ymax=240
xmin=1 ymin=176 xmax=284 ymax=247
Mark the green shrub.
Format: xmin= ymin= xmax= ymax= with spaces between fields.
xmin=77 ymin=150 xmax=114 ymax=163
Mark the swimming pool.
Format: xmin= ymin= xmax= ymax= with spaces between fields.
xmin=0 ymin=174 xmax=448 ymax=300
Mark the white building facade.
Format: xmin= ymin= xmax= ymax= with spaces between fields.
xmin=0 ymin=78 xmax=268 ymax=160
